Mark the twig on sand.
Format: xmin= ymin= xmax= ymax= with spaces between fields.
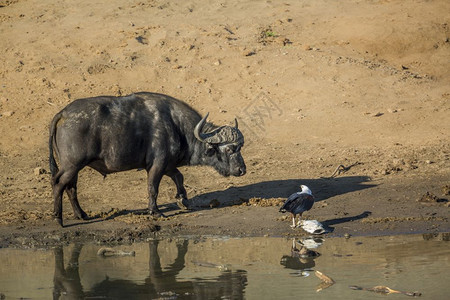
xmin=322 ymin=162 xmax=360 ymax=179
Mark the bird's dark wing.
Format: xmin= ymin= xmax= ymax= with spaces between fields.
xmin=280 ymin=193 xmax=301 ymax=212
xmin=299 ymin=194 xmax=314 ymax=212
xmin=280 ymin=193 xmax=314 ymax=214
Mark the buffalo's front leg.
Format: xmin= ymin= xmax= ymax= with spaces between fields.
xmin=147 ymin=164 xmax=165 ymax=218
xmin=167 ymin=168 xmax=189 ymax=210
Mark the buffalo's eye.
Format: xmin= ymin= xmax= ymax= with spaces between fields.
xmin=220 ymin=144 xmax=241 ymax=154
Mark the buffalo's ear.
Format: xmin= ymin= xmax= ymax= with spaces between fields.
xmin=205 ymin=144 xmax=216 ymax=156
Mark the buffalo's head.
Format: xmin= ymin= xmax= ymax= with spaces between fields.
xmin=194 ymin=113 xmax=246 ymax=177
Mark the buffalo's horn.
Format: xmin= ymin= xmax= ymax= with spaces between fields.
xmin=234 ymin=118 xmax=238 ymax=129
xmin=194 ymin=113 xmax=244 ymax=144
xmin=194 ymin=113 xmax=209 ymax=142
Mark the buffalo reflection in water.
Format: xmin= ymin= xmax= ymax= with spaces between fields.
xmin=53 ymin=240 xmax=247 ymax=299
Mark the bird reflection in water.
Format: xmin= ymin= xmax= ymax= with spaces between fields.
xmin=280 ymin=238 xmax=322 ymax=277
xmin=52 ymin=240 xmax=247 ymax=299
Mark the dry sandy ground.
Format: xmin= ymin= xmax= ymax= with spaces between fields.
xmin=0 ymin=0 xmax=449 ymax=247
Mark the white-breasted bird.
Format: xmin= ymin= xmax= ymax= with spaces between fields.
xmin=279 ymin=185 xmax=315 ymax=228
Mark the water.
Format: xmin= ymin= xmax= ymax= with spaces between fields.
xmin=0 ymin=234 xmax=448 ymax=299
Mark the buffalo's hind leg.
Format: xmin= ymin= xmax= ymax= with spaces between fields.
xmin=52 ymin=167 xmax=79 ymax=226
xmin=167 ymin=168 xmax=189 ymax=210
xmin=65 ymin=174 xmax=88 ymax=220
xmin=147 ymin=164 xmax=165 ymax=218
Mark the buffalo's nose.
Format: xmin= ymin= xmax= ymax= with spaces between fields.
xmin=239 ymin=166 xmax=246 ymax=176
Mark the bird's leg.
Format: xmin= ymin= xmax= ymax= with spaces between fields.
xmin=290 ymin=214 xmax=296 ymax=228
xmin=296 ymin=213 xmax=303 ymax=228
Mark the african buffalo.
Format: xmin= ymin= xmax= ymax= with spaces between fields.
xmin=49 ymin=92 xmax=246 ymax=226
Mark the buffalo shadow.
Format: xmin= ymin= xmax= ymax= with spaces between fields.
xmin=65 ymin=175 xmax=375 ymax=224
xmin=188 ymin=175 xmax=375 ymax=209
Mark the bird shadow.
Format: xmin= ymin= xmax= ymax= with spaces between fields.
xmin=321 ymin=211 xmax=373 ymax=233
xmin=188 ymin=175 xmax=376 ymax=210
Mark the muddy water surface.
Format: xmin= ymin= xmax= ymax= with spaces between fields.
xmin=0 ymin=233 xmax=448 ymax=299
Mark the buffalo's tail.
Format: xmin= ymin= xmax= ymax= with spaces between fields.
xmin=49 ymin=112 xmax=61 ymax=177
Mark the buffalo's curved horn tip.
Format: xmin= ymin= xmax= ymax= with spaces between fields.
xmin=234 ymin=118 xmax=238 ymax=129
xmin=194 ymin=112 xmax=209 ymax=142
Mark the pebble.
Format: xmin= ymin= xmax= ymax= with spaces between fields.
xmin=1 ymin=111 xmax=14 ymax=117
xmin=209 ymin=199 xmax=220 ymax=208
xmin=34 ymin=167 xmax=46 ymax=176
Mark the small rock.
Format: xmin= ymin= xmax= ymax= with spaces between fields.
xmin=282 ymin=38 xmax=292 ymax=46
xmin=213 ymin=60 xmax=221 ymax=66
xmin=344 ymin=233 xmax=351 ymax=239
xmin=1 ymin=111 xmax=14 ymax=117
xmin=387 ymin=108 xmax=398 ymax=113
xmin=425 ymin=160 xmax=432 ymax=164
xmin=209 ymin=199 xmax=220 ymax=208
xmin=418 ymin=192 xmax=440 ymax=203
xmin=442 ymin=185 xmax=450 ymax=196
xmin=304 ymin=45 xmax=312 ymax=51
xmin=19 ymin=125 xmax=31 ymax=131
xmin=34 ymin=167 xmax=46 ymax=176
xmin=244 ymin=50 xmax=256 ymax=56
xmin=135 ymin=36 xmax=148 ymax=45
xmin=392 ymin=158 xmax=403 ymax=166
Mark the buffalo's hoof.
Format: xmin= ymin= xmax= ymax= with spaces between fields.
xmin=54 ymin=217 xmax=63 ymax=227
xmin=176 ymin=198 xmax=190 ymax=210
xmin=76 ymin=211 xmax=89 ymax=220
xmin=149 ymin=210 xmax=165 ymax=220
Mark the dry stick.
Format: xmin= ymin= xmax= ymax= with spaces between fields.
xmin=349 ymin=285 xmax=421 ymax=297
xmin=322 ymin=162 xmax=360 ymax=179
xmin=315 ymin=270 xmax=335 ymax=292
xmin=97 ymin=247 xmax=135 ymax=257
xmin=315 ymin=270 xmax=335 ymax=284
